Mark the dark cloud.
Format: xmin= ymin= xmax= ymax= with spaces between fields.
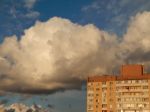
xmin=125 ymin=48 xmax=150 ymax=63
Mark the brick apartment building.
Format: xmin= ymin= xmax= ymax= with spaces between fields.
xmin=87 ymin=65 xmax=150 ymax=112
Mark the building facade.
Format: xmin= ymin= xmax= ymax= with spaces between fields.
xmin=87 ymin=65 xmax=150 ymax=112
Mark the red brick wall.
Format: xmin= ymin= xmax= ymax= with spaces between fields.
xmin=121 ymin=65 xmax=143 ymax=77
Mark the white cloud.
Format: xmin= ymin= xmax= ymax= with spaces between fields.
xmin=0 ymin=11 xmax=150 ymax=94
xmin=0 ymin=17 xmax=119 ymax=94
xmin=120 ymin=11 xmax=150 ymax=65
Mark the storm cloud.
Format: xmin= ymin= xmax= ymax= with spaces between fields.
xmin=0 ymin=11 xmax=150 ymax=94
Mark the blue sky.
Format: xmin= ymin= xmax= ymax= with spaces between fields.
xmin=1 ymin=0 xmax=150 ymax=41
xmin=0 ymin=0 xmax=150 ymax=112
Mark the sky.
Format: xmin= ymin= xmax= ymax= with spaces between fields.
xmin=0 ymin=0 xmax=150 ymax=112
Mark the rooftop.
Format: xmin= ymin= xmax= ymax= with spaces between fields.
xmin=88 ymin=64 xmax=150 ymax=82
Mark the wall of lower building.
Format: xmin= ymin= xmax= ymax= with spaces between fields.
xmin=87 ymin=79 xmax=150 ymax=112
xmin=87 ymin=65 xmax=150 ymax=112
xmin=115 ymin=79 xmax=150 ymax=112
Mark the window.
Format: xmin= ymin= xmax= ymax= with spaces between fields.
xmin=117 ymin=98 xmax=121 ymax=102
xmin=128 ymin=80 xmax=132 ymax=83
xmin=110 ymin=82 xmax=113 ymax=85
xmin=102 ymin=87 xmax=107 ymax=91
xmin=102 ymin=93 xmax=106 ymax=97
xmin=96 ymin=105 xmax=98 ymax=108
xmin=138 ymin=104 xmax=144 ymax=108
xmin=96 ymin=94 xmax=99 ymax=96
xmin=102 ymin=99 xmax=106 ymax=102
xmin=102 ymin=82 xmax=106 ymax=85
xmin=110 ymin=98 xmax=113 ymax=102
xmin=143 ymin=86 xmax=148 ymax=89
xmin=88 ymin=92 xmax=94 ymax=97
xmin=89 ymin=99 xmax=93 ymax=102
xmin=88 ymin=83 xmax=93 ymax=86
xmin=96 ymin=99 xmax=99 ymax=102
xmin=96 ymin=88 xmax=100 ymax=91
xmin=117 ymin=104 xmax=122 ymax=108
xmin=102 ymin=104 xmax=107 ymax=108
xmin=102 ymin=110 xmax=107 ymax=112
xmin=142 ymin=80 xmax=148 ymax=83
xmin=110 ymin=105 xmax=112 ymax=108
xmin=96 ymin=83 xmax=99 ymax=86
xmin=136 ymin=80 xmax=139 ymax=83
xmin=125 ymin=86 xmax=129 ymax=90
xmin=132 ymin=80 xmax=135 ymax=83
xmin=116 ymin=81 xmax=121 ymax=84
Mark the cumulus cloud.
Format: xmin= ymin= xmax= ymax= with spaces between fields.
xmin=0 ymin=11 xmax=150 ymax=94
xmin=0 ymin=17 xmax=119 ymax=94
xmin=120 ymin=11 xmax=150 ymax=71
